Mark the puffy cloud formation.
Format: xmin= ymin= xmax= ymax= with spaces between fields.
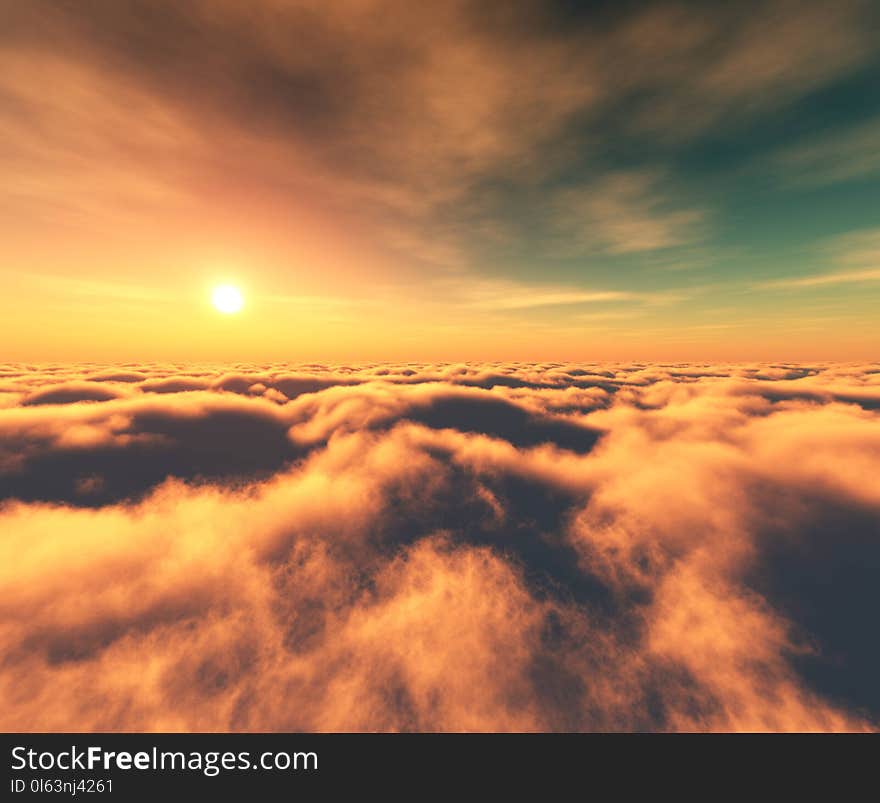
xmin=1 ymin=362 xmax=879 ymax=731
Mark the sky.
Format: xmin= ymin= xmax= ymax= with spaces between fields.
xmin=2 ymin=0 xmax=880 ymax=361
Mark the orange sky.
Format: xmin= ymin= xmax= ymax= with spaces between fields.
xmin=2 ymin=0 xmax=879 ymax=362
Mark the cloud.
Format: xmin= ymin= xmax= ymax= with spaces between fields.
xmin=770 ymin=116 xmax=880 ymax=187
xmin=0 ymin=362 xmax=878 ymax=731
xmin=759 ymin=268 xmax=880 ymax=289
xmin=468 ymin=287 xmax=636 ymax=311
xmin=551 ymin=171 xmax=705 ymax=256
xmin=619 ymin=0 xmax=876 ymax=139
xmin=431 ymin=275 xmax=692 ymax=316
xmin=757 ymin=228 xmax=880 ymax=289
xmin=2 ymin=0 xmax=877 ymax=305
xmin=21 ymin=381 xmax=131 ymax=406
xmin=0 ymin=0 xmax=598 ymax=223
xmin=0 ymin=377 xmax=605 ymax=506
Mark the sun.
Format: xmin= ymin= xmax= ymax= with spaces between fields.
xmin=211 ymin=284 xmax=244 ymax=314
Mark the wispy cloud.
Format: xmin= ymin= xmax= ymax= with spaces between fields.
xmin=624 ymin=0 xmax=876 ymax=139
xmin=550 ymin=171 xmax=705 ymax=256
xmin=433 ymin=276 xmax=692 ymax=312
xmin=770 ymin=116 xmax=880 ymax=187
xmin=759 ymin=268 xmax=880 ymax=289
xmin=466 ymin=287 xmax=637 ymax=311
xmin=758 ymin=228 xmax=880 ymax=289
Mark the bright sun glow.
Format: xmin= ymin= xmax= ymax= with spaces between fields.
xmin=211 ymin=284 xmax=244 ymax=314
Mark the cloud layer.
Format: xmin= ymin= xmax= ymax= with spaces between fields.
xmin=1 ymin=362 xmax=879 ymax=731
